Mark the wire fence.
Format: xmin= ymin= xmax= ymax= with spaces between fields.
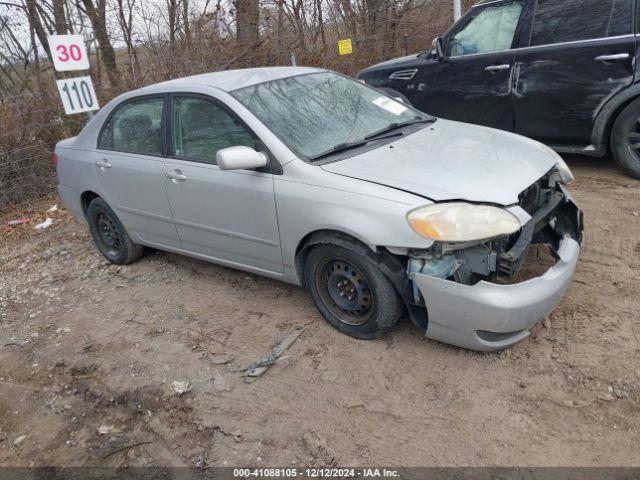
xmin=0 ymin=3 xmax=456 ymax=208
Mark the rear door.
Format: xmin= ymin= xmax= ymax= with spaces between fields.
xmin=513 ymin=0 xmax=636 ymax=146
xmin=95 ymin=95 xmax=181 ymax=249
xmin=163 ymin=94 xmax=283 ymax=273
xmin=417 ymin=0 xmax=526 ymax=131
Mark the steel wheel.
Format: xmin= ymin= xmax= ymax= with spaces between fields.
xmin=95 ymin=212 xmax=121 ymax=255
xmin=315 ymin=257 xmax=374 ymax=326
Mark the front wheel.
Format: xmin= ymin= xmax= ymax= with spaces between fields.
xmin=304 ymin=244 xmax=403 ymax=339
xmin=611 ymin=98 xmax=640 ymax=179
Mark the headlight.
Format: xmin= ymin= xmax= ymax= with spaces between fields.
xmin=407 ymin=203 xmax=522 ymax=242
xmin=540 ymin=144 xmax=574 ymax=184
xmin=554 ymin=155 xmax=575 ymax=184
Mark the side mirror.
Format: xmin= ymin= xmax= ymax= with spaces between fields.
xmin=216 ymin=146 xmax=268 ymax=171
xmin=432 ymin=37 xmax=444 ymax=60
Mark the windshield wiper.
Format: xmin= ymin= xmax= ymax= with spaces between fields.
xmin=364 ymin=117 xmax=436 ymax=141
xmin=309 ymin=117 xmax=436 ymax=162
xmin=309 ymin=139 xmax=369 ymax=161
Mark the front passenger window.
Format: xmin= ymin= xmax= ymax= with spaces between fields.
xmin=98 ymin=97 xmax=164 ymax=156
xmin=447 ymin=2 xmax=523 ymax=57
xmin=171 ymin=97 xmax=256 ymax=164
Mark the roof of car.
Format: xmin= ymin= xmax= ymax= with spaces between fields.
xmin=136 ymin=66 xmax=325 ymax=94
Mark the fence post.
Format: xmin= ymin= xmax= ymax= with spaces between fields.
xmin=290 ymin=52 xmax=297 ymax=66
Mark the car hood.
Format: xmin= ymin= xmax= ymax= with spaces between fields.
xmin=320 ymin=119 xmax=558 ymax=206
xmin=359 ymin=54 xmax=422 ymax=74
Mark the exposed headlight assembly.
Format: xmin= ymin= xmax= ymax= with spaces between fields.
xmin=540 ymin=144 xmax=574 ymax=184
xmin=554 ymin=155 xmax=575 ymax=184
xmin=407 ymin=203 xmax=522 ymax=242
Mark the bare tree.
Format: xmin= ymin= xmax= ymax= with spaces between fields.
xmin=116 ymin=0 xmax=141 ymax=86
xmin=236 ymin=0 xmax=258 ymax=46
xmin=182 ymin=0 xmax=190 ymax=43
xmin=52 ymin=0 xmax=68 ymax=33
xmin=78 ymin=0 xmax=121 ymax=89
xmin=167 ymin=0 xmax=177 ymax=46
xmin=25 ymin=0 xmax=52 ymax=59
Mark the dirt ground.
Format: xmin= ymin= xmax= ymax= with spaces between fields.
xmin=1 ymin=155 xmax=639 ymax=469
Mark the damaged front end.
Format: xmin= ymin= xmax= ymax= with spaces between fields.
xmin=406 ymin=170 xmax=584 ymax=351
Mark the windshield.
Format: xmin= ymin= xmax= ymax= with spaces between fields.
xmin=232 ymin=72 xmax=431 ymax=160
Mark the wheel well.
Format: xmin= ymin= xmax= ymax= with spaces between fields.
xmin=294 ymin=229 xmax=428 ymax=331
xmin=603 ymin=94 xmax=640 ymax=147
xmin=294 ymin=230 xmax=376 ymax=286
xmin=80 ymin=191 xmax=100 ymax=217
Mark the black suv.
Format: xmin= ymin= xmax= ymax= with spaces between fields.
xmin=358 ymin=0 xmax=640 ymax=178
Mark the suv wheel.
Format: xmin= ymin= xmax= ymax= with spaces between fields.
xmin=87 ymin=197 xmax=144 ymax=265
xmin=611 ymin=98 xmax=640 ymax=179
xmin=304 ymin=244 xmax=403 ymax=339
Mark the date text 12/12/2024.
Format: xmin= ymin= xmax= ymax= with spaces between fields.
xmin=233 ymin=468 xmax=401 ymax=478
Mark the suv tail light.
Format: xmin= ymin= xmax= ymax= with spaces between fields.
xmin=53 ymin=153 xmax=59 ymax=166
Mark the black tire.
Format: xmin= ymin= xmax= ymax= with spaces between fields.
xmin=304 ymin=244 xmax=403 ymax=340
xmin=611 ymin=98 xmax=640 ymax=179
xmin=378 ymin=87 xmax=413 ymax=106
xmin=86 ymin=197 xmax=144 ymax=265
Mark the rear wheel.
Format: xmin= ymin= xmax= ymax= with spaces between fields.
xmin=87 ymin=197 xmax=144 ymax=265
xmin=304 ymin=244 xmax=403 ymax=339
xmin=611 ymin=98 xmax=640 ymax=179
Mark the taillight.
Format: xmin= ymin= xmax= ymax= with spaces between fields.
xmin=53 ymin=153 xmax=59 ymax=166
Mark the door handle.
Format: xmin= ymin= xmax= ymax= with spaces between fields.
xmin=595 ymin=53 xmax=630 ymax=62
xmin=485 ymin=64 xmax=511 ymax=72
xmin=95 ymin=159 xmax=112 ymax=169
xmin=165 ymin=170 xmax=187 ymax=182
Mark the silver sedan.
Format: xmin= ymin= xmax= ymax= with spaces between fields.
xmin=55 ymin=67 xmax=583 ymax=351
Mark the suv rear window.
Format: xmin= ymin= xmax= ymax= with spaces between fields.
xmin=530 ymin=0 xmax=632 ymax=47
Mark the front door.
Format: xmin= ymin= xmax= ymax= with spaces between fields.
xmin=418 ymin=0 xmax=525 ymax=131
xmin=94 ymin=95 xmax=181 ymax=249
xmin=513 ymin=0 xmax=636 ymax=146
xmin=163 ymin=95 xmax=283 ymax=274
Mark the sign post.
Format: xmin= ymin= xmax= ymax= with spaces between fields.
xmin=453 ymin=0 xmax=462 ymax=21
xmin=47 ymin=35 xmax=99 ymax=118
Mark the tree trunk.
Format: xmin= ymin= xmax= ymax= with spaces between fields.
xmin=365 ymin=0 xmax=385 ymax=55
xmin=236 ymin=0 xmax=259 ymax=46
xmin=182 ymin=0 xmax=191 ymax=43
xmin=276 ymin=0 xmax=283 ymax=60
xmin=167 ymin=0 xmax=177 ymax=46
xmin=81 ymin=0 xmax=121 ymax=89
xmin=53 ymin=0 xmax=69 ymax=34
xmin=316 ymin=0 xmax=326 ymax=50
xmin=25 ymin=0 xmax=52 ymax=60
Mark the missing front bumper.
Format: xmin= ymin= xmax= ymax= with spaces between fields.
xmin=414 ymin=236 xmax=581 ymax=351
xmin=408 ymin=187 xmax=584 ymax=352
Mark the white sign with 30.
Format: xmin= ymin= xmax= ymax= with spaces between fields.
xmin=47 ymin=35 xmax=90 ymax=72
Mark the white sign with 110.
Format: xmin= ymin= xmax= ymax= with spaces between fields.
xmin=55 ymin=76 xmax=99 ymax=115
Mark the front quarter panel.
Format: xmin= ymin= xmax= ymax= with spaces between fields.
xmin=276 ymin=160 xmax=434 ymax=284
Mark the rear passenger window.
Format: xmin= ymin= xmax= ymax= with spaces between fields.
xmin=98 ymin=97 xmax=164 ymax=155
xmin=171 ymin=97 xmax=256 ymax=164
xmin=530 ymin=0 xmax=632 ymax=46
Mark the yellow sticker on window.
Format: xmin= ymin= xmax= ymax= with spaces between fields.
xmin=338 ymin=39 xmax=353 ymax=55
